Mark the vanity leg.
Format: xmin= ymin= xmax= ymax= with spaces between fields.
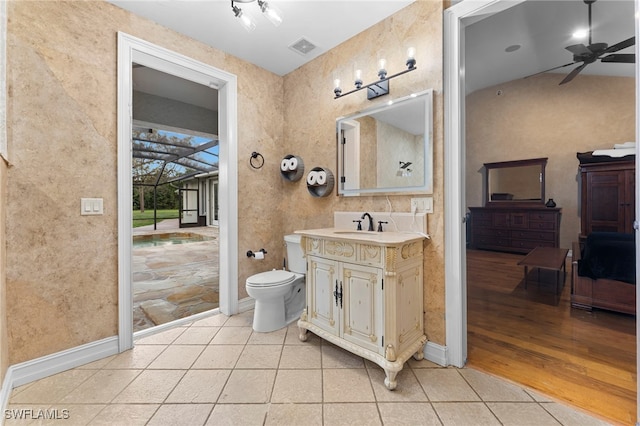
xmin=412 ymin=350 xmax=424 ymax=361
xmin=298 ymin=326 xmax=308 ymax=342
xmin=384 ymin=370 xmax=398 ymax=390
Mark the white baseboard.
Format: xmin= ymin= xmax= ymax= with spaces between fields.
xmin=0 ymin=336 xmax=119 ymax=418
xmin=424 ymin=341 xmax=448 ymax=366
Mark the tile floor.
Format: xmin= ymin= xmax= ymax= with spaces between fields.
xmin=7 ymin=311 xmax=611 ymax=425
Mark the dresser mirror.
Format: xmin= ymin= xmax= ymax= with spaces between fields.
xmin=484 ymin=158 xmax=547 ymax=206
xmin=336 ymin=89 xmax=433 ymax=196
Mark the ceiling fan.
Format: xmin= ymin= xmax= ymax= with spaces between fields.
xmin=529 ymin=0 xmax=635 ymax=85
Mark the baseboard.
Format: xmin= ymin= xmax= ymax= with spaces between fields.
xmin=133 ymin=308 xmax=223 ymax=341
xmin=0 ymin=336 xmax=119 ymax=417
xmin=423 ymin=340 xmax=448 ymax=366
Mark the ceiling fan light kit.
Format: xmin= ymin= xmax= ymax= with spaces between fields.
xmin=525 ymin=0 xmax=635 ymax=85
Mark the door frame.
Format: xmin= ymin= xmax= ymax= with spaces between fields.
xmin=444 ymin=1 xmax=639 ymax=422
xmin=117 ymin=33 xmax=238 ymax=351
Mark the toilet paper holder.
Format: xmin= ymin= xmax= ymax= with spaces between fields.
xmin=247 ymin=248 xmax=268 ymax=258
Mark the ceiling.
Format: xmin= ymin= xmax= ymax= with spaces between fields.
xmin=465 ymin=0 xmax=636 ymax=93
xmin=108 ymin=0 xmax=415 ymax=76
xmin=114 ymin=0 xmax=636 ymax=106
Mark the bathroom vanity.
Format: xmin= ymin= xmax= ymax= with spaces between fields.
xmin=295 ymin=228 xmax=427 ymax=390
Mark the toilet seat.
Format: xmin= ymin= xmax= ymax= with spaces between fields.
xmin=246 ymin=270 xmax=296 ymax=288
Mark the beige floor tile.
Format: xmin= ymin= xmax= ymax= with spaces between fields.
xmin=209 ymin=326 xmax=253 ymax=345
xmin=135 ymin=327 xmax=187 ymax=345
xmin=88 ymin=404 xmax=158 ymax=425
xmin=52 ymin=404 xmax=105 ymax=425
xmin=378 ymin=402 xmax=442 ymax=425
xmin=271 ymin=369 xmax=322 ymax=403
xmin=191 ymin=313 xmax=229 ymax=327
xmin=192 ymin=345 xmax=244 ymax=369
xmin=75 ymin=355 xmax=117 ymax=370
xmin=112 ymin=370 xmax=185 ymax=403
xmin=5 ymin=404 xmax=99 ymax=426
xmin=236 ymin=344 xmax=282 ymax=369
xmin=247 ymin=327 xmax=287 ymax=345
xmin=224 ymin=310 xmax=254 ymax=327
xmin=460 ymin=369 xmax=534 ymax=402
xmin=60 ymin=370 xmax=142 ymax=404
xmin=9 ymin=369 xmax=96 ymax=404
xmin=265 ymin=403 xmax=322 ymax=426
xmin=541 ymin=402 xmax=612 ymax=426
xmin=4 ymin=404 xmax=47 ymax=425
xmin=525 ymin=389 xmax=555 ymax=403
xmin=205 ymin=404 xmax=268 ymax=425
xmin=218 ymin=369 xmax=276 ymax=403
xmin=432 ymin=402 xmax=501 ymax=425
xmin=414 ymin=368 xmax=480 ymax=402
xmin=369 ymin=368 xmax=428 ymax=402
xmin=173 ymin=326 xmax=219 ymax=344
xmin=321 ymin=343 xmax=365 ymax=368
xmin=147 ymin=344 xmax=205 ymax=369
xmin=323 ymin=403 xmax=381 ymax=426
xmin=103 ymin=345 xmax=166 ymax=369
xmin=486 ymin=402 xmax=562 ymax=425
xmin=165 ymin=370 xmax=231 ymax=403
xmin=147 ymin=403 xmax=213 ymax=426
xmin=323 ymin=369 xmax=375 ymax=403
xmin=406 ymin=357 xmax=442 ymax=369
xmin=279 ymin=344 xmax=322 ymax=369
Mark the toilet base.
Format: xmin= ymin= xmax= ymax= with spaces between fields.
xmin=252 ymin=298 xmax=286 ymax=333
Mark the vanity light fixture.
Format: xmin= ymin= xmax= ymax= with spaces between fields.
xmin=333 ymin=47 xmax=417 ymax=100
xmin=231 ymin=0 xmax=283 ymax=33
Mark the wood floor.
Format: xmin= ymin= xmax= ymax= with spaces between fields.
xmin=466 ymin=249 xmax=636 ymax=425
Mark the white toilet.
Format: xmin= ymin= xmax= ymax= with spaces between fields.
xmin=245 ymin=234 xmax=306 ymax=332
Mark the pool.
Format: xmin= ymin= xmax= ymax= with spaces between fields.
xmin=133 ymin=232 xmax=214 ymax=248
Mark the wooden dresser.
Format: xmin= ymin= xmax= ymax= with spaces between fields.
xmin=469 ymin=206 xmax=561 ymax=254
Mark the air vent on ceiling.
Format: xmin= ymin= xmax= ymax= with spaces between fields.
xmin=288 ymin=38 xmax=317 ymax=56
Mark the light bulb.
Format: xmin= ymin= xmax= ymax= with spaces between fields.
xmin=353 ymin=65 xmax=363 ymax=89
xmin=259 ymin=0 xmax=283 ymax=27
xmin=406 ymin=46 xmax=416 ymax=69
xmin=232 ymin=5 xmax=256 ymax=33
xmin=377 ymin=57 xmax=387 ymax=79
xmin=333 ymin=78 xmax=342 ymax=97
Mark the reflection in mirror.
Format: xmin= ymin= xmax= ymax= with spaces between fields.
xmin=484 ymin=158 xmax=547 ymax=205
xmin=337 ymin=89 xmax=433 ymax=196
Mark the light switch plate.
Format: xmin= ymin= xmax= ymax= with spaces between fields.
xmin=81 ymin=198 xmax=103 ymax=215
xmin=411 ymin=197 xmax=433 ymax=213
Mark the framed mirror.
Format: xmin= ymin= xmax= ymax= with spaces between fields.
xmin=337 ymin=89 xmax=433 ymax=196
xmin=484 ymin=158 xmax=547 ymax=206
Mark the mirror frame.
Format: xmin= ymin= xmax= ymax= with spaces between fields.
xmin=336 ymin=89 xmax=433 ymax=196
xmin=484 ymin=157 xmax=547 ymax=207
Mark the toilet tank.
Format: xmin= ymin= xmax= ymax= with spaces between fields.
xmin=284 ymin=234 xmax=306 ymax=274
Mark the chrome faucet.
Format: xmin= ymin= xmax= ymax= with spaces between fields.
xmin=361 ymin=212 xmax=374 ymax=231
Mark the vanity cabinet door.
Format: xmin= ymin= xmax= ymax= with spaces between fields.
xmin=308 ymin=257 xmax=340 ymax=336
xmin=341 ymin=263 xmax=384 ymax=354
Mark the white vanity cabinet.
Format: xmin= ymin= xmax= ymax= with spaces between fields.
xmin=296 ymin=230 xmax=427 ymax=390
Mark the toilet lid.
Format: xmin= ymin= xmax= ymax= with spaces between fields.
xmin=247 ymin=270 xmax=296 ymax=287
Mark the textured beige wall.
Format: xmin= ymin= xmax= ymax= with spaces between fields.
xmin=6 ymin=0 xmax=284 ymax=363
xmin=282 ymin=1 xmax=446 ymax=345
xmin=0 ymin=159 xmax=7 ymax=381
xmin=466 ymin=74 xmax=635 ymax=248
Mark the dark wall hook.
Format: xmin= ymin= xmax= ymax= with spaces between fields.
xmin=250 ymin=152 xmax=265 ymax=169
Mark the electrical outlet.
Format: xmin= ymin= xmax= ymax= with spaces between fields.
xmin=410 ymin=197 xmax=433 ymax=213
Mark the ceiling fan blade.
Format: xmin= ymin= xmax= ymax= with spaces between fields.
xmin=559 ymin=63 xmax=588 ymax=85
xmin=566 ymin=44 xmax=592 ymax=56
xmin=524 ymin=61 xmax=577 ymax=79
xmin=601 ymin=53 xmax=635 ymax=63
xmin=603 ymin=36 xmax=635 ymax=54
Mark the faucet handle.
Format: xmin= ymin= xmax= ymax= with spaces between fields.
xmin=377 ymin=221 xmax=388 ymax=232
xmin=352 ymin=220 xmax=363 ymax=231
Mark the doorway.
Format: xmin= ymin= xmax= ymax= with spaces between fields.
xmin=117 ymin=33 xmax=239 ymax=351
xmin=444 ymin=0 xmax=639 ymax=423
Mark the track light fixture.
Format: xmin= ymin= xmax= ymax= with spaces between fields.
xmin=333 ymin=47 xmax=417 ymax=100
xmin=231 ymin=0 xmax=283 ymax=33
